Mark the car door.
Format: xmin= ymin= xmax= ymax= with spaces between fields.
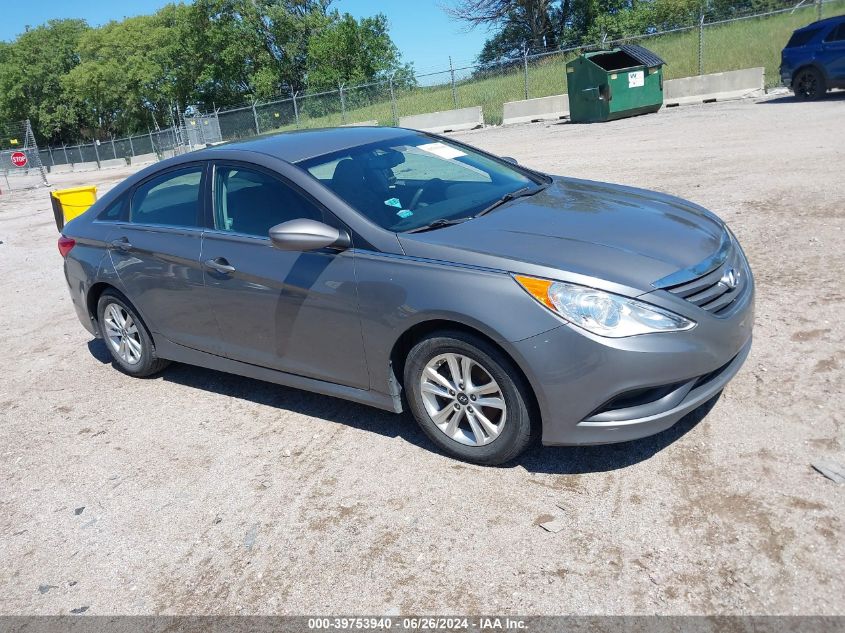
xmin=108 ymin=163 xmax=220 ymax=352
xmin=821 ymin=22 xmax=845 ymax=82
xmin=201 ymin=161 xmax=368 ymax=389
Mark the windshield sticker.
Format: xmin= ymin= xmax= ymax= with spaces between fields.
xmin=418 ymin=142 xmax=466 ymax=160
xmin=384 ymin=197 xmax=402 ymax=208
xmin=396 ymin=209 xmax=413 ymax=219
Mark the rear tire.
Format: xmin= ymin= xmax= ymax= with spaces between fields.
xmin=793 ymin=67 xmax=825 ymax=101
xmin=96 ymin=290 xmax=169 ymax=377
xmin=404 ymin=331 xmax=535 ymax=465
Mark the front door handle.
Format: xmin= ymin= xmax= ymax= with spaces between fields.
xmin=110 ymin=237 xmax=133 ymax=251
xmin=204 ymin=257 xmax=236 ymax=274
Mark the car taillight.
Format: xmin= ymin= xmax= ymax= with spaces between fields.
xmin=58 ymin=235 xmax=76 ymax=258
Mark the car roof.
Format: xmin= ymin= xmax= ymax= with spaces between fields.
xmin=796 ymin=14 xmax=845 ymax=31
xmin=203 ymin=126 xmax=420 ymax=164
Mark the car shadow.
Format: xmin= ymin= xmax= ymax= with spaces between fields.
xmin=758 ymin=89 xmax=845 ymax=104
xmin=87 ymin=338 xmax=114 ymax=364
xmin=87 ymin=339 xmax=718 ymax=474
xmin=514 ymin=394 xmax=718 ymax=474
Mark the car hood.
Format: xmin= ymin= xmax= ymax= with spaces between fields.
xmin=397 ymin=176 xmax=727 ymax=294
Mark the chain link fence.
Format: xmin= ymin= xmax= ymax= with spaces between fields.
xmin=24 ymin=0 xmax=844 ymax=171
xmin=1 ymin=120 xmax=48 ymax=193
xmin=36 ymin=127 xmax=188 ymax=171
xmin=211 ymin=0 xmax=845 ymax=132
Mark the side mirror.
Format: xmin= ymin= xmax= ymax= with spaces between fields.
xmin=269 ymin=219 xmax=351 ymax=252
xmin=502 ymin=156 xmax=519 ymax=165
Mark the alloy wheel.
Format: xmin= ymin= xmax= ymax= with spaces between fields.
xmin=103 ymin=302 xmax=143 ymax=366
xmin=419 ymin=352 xmax=507 ymax=446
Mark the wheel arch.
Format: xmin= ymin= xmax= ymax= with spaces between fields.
xmin=388 ymin=318 xmax=542 ymax=425
xmin=86 ymin=281 xmax=119 ymax=336
xmin=792 ymin=62 xmax=829 ymax=86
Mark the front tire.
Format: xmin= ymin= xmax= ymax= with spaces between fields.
xmin=794 ymin=67 xmax=825 ymax=101
xmin=404 ymin=331 xmax=535 ymax=465
xmin=97 ymin=290 xmax=169 ymax=377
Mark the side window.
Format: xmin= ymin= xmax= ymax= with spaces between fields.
xmin=97 ymin=196 xmax=126 ymax=221
xmin=130 ymin=166 xmax=203 ymax=227
xmin=825 ymin=23 xmax=845 ymax=42
xmin=214 ymin=166 xmax=321 ymax=237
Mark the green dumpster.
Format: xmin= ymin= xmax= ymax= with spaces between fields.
xmin=567 ymin=44 xmax=665 ymax=123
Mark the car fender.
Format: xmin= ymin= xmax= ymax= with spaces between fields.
xmin=792 ymin=60 xmax=830 ymax=84
xmin=352 ymin=250 xmax=563 ymax=396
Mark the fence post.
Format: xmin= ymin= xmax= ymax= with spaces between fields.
xmin=292 ymin=90 xmax=300 ymax=128
xmin=93 ymin=139 xmax=101 ymax=169
xmin=389 ymin=75 xmax=398 ymax=125
xmin=62 ymin=144 xmax=69 ymax=164
xmin=449 ymin=56 xmax=458 ymax=109
xmin=698 ymin=11 xmax=705 ymax=76
xmin=252 ymin=101 xmax=260 ymax=135
xmin=128 ymin=135 xmax=135 ymax=158
xmin=523 ymin=44 xmax=530 ymax=100
xmin=148 ymin=128 xmax=156 ymax=156
xmin=339 ymin=84 xmax=347 ymax=124
xmin=47 ymin=145 xmax=55 ymax=166
xmin=110 ymin=135 xmax=117 ymax=159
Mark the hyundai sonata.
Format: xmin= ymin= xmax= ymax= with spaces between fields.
xmin=59 ymin=127 xmax=753 ymax=464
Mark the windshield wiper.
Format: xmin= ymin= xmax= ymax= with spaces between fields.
xmin=476 ymin=183 xmax=550 ymax=217
xmin=405 ymin=217 xmax=475 ymax=234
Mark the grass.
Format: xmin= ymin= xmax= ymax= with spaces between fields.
xmin=224 ymin=0 xmax=845 ymax=135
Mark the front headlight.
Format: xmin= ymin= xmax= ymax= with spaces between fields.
xmin=514 ymin=275 xmax=695 ymax=338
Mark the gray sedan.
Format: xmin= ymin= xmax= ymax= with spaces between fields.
xmin=59 ymin=127 xmax=753 ymax=464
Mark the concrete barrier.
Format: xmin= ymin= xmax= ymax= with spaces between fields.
xmin=49 ymin=164 xmax=74 ymax=174
xmin=342 ymin=120 xmax=378 ymax=127
xmin=99 ymin=158 xmax=126 ymax=169
xmin=73 ymin=161 xmax=99 ymax=172
xmin=131 ymin=153 xmax=159 ymax=166
xmin=399 ymin=106 xmax=483 ymax=133
xmin=502 ymin=94 xmax=570 ymax=125
xmin=664 ymin=67 xmax=765 ymax=106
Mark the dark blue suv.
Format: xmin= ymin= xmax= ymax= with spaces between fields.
xmin=780 ymin=15 xmax=845 ymax=100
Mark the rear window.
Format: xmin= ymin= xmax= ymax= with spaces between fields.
xmin=786 ymin=27 xmax=822 ymax=48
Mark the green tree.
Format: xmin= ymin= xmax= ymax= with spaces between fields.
xmin=306 ymin=12 xmax=414 ymax=91
xmin=63 ymin=12 xmax=193 ymax=137
xmin=0 ymin=19 xmax=89 ymax=143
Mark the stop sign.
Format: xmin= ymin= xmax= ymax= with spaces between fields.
xmin=10 ymin=151 xmax=27 ymax=167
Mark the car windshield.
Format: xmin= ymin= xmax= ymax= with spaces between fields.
xmin=297 ymin=133 xmax=537 ymax=232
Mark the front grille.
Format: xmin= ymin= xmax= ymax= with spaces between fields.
xmin=660 ymin=237 xmax=748 ymax=317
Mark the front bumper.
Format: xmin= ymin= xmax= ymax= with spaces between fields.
xmin=510 ymin=280 xmax=754 ymax=446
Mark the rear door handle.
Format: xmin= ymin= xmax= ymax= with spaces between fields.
xmin=110 ymin=237 xmax=132 ymax=251
xmin=204 ymin=257 xmax=236 ymax=274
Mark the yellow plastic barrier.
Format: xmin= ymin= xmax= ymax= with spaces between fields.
xmin=50 ymin=186 xmax=97 ymax=231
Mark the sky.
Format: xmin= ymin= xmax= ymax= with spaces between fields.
xmin=0 ymin=0 xmax=492 ymax=73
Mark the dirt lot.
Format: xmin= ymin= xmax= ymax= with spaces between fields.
xmin=1 ymin=92 xmax=843 ymax=616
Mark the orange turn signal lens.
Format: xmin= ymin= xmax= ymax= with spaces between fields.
xmin=513 ymin=275 xmax=555 ymax=310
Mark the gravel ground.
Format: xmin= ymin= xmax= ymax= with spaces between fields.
xmin=0 ymin=92 xmax=843 ymax=616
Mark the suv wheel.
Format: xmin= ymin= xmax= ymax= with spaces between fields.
xmin=794 ymin=67 xmax=825 ymax=101
xmin=97 ymin=290 xmax=170 ymax=377
xmin=404 ymin=331 xmax=535 ymax=465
